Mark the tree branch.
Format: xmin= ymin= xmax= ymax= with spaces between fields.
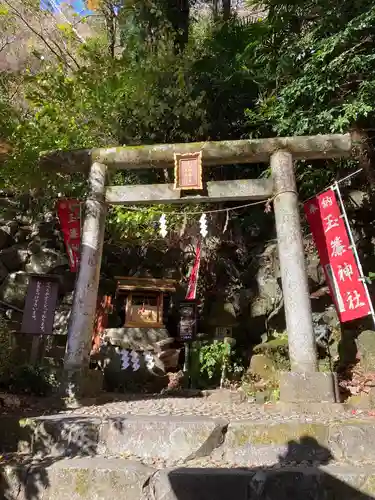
xmin=2 ymin=0 xmax=74 ymax=70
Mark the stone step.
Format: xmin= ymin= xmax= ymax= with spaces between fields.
xmin=215 ymin=419 xmax=375 ymax=466
xmin=13 ymin=415 xmax=229 ymax=463
xmin=2 ymin=458 xmax=375 ymax=500
xmin=9 ymin=414 xmax=375 ymax=466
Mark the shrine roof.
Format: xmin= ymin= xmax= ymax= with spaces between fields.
xmin=115 ymin=276 xmax=177 ymax=293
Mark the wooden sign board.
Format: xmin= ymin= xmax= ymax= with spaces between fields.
xmin=174 ymin=151 xmax=203 ymax=191
xmin=178 ymin=300 xmax=198 ymax=342
xmin=21 ymin=275 xmax=59 ymax=335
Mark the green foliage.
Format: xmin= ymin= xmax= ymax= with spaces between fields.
xmin=199 ymin=340 xmax=231 ymax=379
xmin=1 ymin=0 xmax=374 ymax=234
xmin=253 ymin=334 xmax=291 ymax=371
xmin=244 ymin=0 xmax=375 ymax=135
xmin=0 ymin=318 xmax=14 ymax=378
xmin=2 ymin=364 xmax=60 ymax=396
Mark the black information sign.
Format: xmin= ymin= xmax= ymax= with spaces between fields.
xmin=21 ymin=275 xmax=59 ymax=335
xmin=178 ymin=300 xmax=197 ymax=342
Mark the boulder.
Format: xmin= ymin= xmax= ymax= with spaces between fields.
xmin=52 ymin=304 xmax=71 ymax=335
xmin=0 ymin=227 xmax=14 ymax=249
xmin=306 ymin=252 xmax=325 ymax=286
xmin=356 ymin=330 xmax=375 ymax=372
xmin=3 ymin=221 xmax=19 ymax=237
xmin=0 ymin=260 xmax=8 ymax=283
xmin=0 ymin=246 xmax=29 ymax=272
xmin=0 ymin=272 xmax=30 ymax=307
xmin=248 ymin=354 xmax=278 ymax=381
xmin=25 ymin=248 xmax=68 ymax=274
xmin=31 ymin=221 xmax=56 ymax=239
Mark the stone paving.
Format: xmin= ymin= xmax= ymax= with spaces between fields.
xmin=61 ymin=391 xmax=375 ymax=423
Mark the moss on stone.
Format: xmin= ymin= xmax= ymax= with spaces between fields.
xmin=363 ymin=475 xmax=375 ymax=495
xmin=74 ymin=469 xmax=90 ymax=496
xmin=229 ymin=423 xmax=328 ymax=446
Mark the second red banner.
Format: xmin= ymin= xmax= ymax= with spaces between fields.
xmin=304 ymin=188 xmax=371 ymax=323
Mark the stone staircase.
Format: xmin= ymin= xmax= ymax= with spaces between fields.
xmin=2 ymin=408 xmax=375 ymax=499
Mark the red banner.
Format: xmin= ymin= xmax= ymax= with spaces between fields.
xmin=304 ymin=189 xmax=371 ymax=322
xmin=186 ymin=245 xmax=201 ymax=300
xmin=56 ymin=199 xmax=81 ymax=272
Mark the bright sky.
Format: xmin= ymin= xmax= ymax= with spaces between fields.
xmin=41 ymin=0 xmax=90 ymax=14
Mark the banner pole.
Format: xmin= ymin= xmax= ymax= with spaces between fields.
xmin=332 ymin=181 xmax=375 ymax=328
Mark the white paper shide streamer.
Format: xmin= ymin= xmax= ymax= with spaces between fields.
xmin=199 ymin=213 xmax=208 ymax=237
xmin=159 ymin=213 xmax=168 ymax=238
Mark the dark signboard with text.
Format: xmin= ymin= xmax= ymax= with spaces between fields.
xmin=21 ymin=275 xmax=59 ymax=335
xmin=178 ymin=300 xmax=198 ymax=342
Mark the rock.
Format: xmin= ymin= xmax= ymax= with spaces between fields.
xmin=0 ymin=227 xmax=13 ymax=249
xmin=206 ymin=300 xmax=237 ymax=327
xmin=25 ymin=248 xmax=68 ymax=274
xmin=249 ymin=354 xmax=278 ymax=381
xmin=0 ymin=246 xmax=29 ymax=272
xmin=312 ymin=312 xmax=332 ymax=347
xmin=0 ymin=260 xmax=8 ymax=283
xmin=356 ymin=330 xmax=375 ymax=372
xmin=3 ymin=221 xmax=19 ymax=237
xmin=306 ymin=253 xmax=325 ymax=286
xmin=0 ymin=393 xmax=21 ymax=408
xmin=322 ymin=306 xmax=340 ymax=329
xmin=62 ymin=292 xmax=74 ymax=305
xmin=27 ymin=239 xmax=42 ymax=254
xmin=52 ymin=304 xmax=71 ymax=335
xmin=348 ymin=189 xmax=366 ymax=207
xmin=345 ymin=393 xmax=373 ymax=409
xmin=14 ymin=227 xmax=31 ymax=243
xmin=31 ymin=221 xmax=56 ymax=239
xmin=0 ymin=272 xmax=30 ymax=307
xmin=158 ymin=349 xmax=180 ymax=370
xmin=243 ymin=243 xmax=284 ymax=336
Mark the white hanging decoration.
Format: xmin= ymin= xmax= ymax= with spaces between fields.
xmin=159 ymin=213 xmax=168 ymax=238
xmin=223 ymin=209 xmax=229 ymax=234
xmin=120 ymin=349 xmax=130 ymax=370
xmin=199 ymin=213 xmax=208 ymax=238
xmin=144 ymin=352 xmax=155 ymax=371
xmin=130 ymin=350 xmax=140 ymax=371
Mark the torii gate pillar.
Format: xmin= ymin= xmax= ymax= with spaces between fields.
xmin=62 ymin=162 xmax=107 ymax=401
xmin=271 ymin=151 xmax=338 ymax=403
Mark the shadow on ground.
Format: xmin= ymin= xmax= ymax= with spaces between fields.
xmin=162 ymin=438 xmax=375 ymax=500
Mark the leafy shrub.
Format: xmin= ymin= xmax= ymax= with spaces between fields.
xmin=2 ymin=364 xmax=60 ymax=396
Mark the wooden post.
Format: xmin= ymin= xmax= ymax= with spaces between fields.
xmin=63 ymin=162 xmax=107 ymax=399
xmin=271 ymin=151 xmax=317 ymax=373
xmin=271 ymin=151 xmax=338 ymax=402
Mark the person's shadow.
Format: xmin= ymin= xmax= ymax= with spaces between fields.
xmin=154 ymin=436 xmax=374 ymax=500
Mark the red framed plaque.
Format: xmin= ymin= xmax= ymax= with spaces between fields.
xmin=174 ymin=151 xmax=203 ymax=191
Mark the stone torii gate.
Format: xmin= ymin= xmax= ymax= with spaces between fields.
xmin=41 ymin=133 xmax=352 ymax=402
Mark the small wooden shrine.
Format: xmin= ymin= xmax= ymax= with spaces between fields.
xmin=115 ymin=277 xmax=176 ymax=329
xmin=90 ymin=276 xmax=179 ymax=387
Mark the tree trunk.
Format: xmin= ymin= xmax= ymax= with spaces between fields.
xmin=212 ymin=0 xmax=219 ymax=20
xmin=222 ymin=0 xmax=230 ymax=20
xmin=167 ymin=0 xmax=190 ymax=53
xmin=351 ymin=127 xmax=375 ymax=187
